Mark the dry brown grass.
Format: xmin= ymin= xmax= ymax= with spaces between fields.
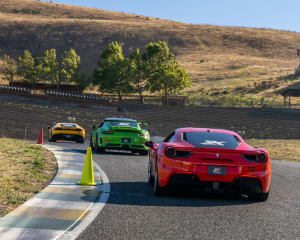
xmin=1 ymin=0 xmax=300 ymax=100
xmin=0 ymin=0 xmax=148 ymax=21
xmin=0 ymin=138 xmax=57 ymax=216
xmin=246 ymin=139 xmax=300 ymax=162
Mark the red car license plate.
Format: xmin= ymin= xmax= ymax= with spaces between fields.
xmin=122 ymin=138 xmax=131 ymax=143
xmin=208 ymin=166 xmax=226 ymax=176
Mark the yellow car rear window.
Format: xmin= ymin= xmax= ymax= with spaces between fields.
xmin=61 ymin=124 xmax=77 ymax=128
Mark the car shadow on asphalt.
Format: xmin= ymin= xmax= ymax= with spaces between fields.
xmin=75 ymin=149 xmax=140 ymax=156
xmin=53 ymin=148 xmax=84 ymax=153
xmin=103 ymin=182 xmax=256 ymax=207
xmin=64 ymin=149 xmax=257 ymax=206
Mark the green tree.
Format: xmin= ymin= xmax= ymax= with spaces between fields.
xmin=73 ymin=72 xmax=91 ymax=92
xmin=18 ymin=50 xmax=42 ymax=87
xmin=145 ymin=41 xmax=191 ymax=104
xmin=42 ymin=49 xmax=60 ymax=89
xmin=93 ymin=41 xmax=133 ymax=102
xmin=145 ymin=41 xmax=174 ymax=62
xmin=2 ymin=54 xmax=17 ymax=85
xmin=61 ymin=49 xmax=82 ymax=90
xmin=129 ymin=48 xmax=148 ymax=103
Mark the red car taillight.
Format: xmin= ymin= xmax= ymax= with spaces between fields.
xmin=258 ymin=153 xmax=268 ymax=162
xmin=166 ymin=147 xmax=176 ymax=158
xmin=165 ymin=147 xmax=192 ymax=158
xmin=243 ymin=153 xmax=268 ymax=163
xmin=139 ymin=133 xmax=147 ymax=137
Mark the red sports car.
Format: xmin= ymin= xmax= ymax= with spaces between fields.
xmin=146 ymin=128 xmax=271 ymax=201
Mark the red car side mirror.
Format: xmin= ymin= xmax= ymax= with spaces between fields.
xmin=145 ymin=141 xmax=154 ymax=148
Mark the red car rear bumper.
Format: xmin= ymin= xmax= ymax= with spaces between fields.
xmin=158 ymin=158 xmax=271 ymax=193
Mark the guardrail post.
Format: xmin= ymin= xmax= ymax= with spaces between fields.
xmin=24 ymin=124 xmax=31 ymax=141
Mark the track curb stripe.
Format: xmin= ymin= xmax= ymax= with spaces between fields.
xmin=0 ymin=144 xmax=108 ymax=240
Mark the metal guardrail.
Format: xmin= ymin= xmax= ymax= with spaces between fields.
xmin=24 ymin=124 xmax=31 ymax=141
xmin=0 ymin=85 xmax=31 ymax=94
xmin=45 ymin=90 xmax=116 ymax=103
xmin=0 ymin=85 xmax=187 ymax=106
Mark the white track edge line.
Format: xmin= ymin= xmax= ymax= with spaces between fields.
xmin=56 ymin=156 xmax=110 ymax=240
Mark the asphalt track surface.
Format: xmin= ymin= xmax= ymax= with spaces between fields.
xmin=58 ymin=142 xmax=300 ymax=240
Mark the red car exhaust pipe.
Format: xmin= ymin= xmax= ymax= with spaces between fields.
xmin=192 ymin=175 xmax=199 ymax=183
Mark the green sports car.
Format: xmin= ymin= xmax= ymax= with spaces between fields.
xmin=90 ymin=118 xmax=151 ymax=155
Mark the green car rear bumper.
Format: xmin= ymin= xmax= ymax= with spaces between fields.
xmin=98 ymin=135 xmax=149 ymax=151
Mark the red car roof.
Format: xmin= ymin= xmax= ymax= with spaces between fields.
xmin=177 ymin=128 xmax=239 ymax=136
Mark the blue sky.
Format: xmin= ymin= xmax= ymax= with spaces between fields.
xmin=46 ymin=0 xmax=300 ymax=32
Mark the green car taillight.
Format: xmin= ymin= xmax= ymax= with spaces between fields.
xmin=139 ymin=133 xmax=148 ymax=137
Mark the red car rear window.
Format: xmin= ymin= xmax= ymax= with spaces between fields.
xmin=183 ymin=132 xmax=240 ymax=149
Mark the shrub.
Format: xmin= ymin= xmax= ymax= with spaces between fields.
xmin=294 ymin=66 xmax=300 ymax=78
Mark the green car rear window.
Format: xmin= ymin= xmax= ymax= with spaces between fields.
xmin=110 ymin=121 xmax=138 ymax=127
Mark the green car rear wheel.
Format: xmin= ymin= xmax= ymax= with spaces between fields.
xmin=90 ymin=135 xmax=95 ymax=151
xmin=138 ymin=150 xmax=149 ymax=156
xmin=95 ymin=135 xmax=105 ymax=153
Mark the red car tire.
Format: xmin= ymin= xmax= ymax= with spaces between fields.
xmin=148 ymin=161 xmax=154 ymax=185
xmin=154 ymin=162 xmax=165 ymax=195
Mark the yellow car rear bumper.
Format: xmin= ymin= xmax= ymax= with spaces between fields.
xmin=52 ymin=130 xmax=85 ymax=137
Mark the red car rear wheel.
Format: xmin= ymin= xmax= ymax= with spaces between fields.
xmin=147 ymin=161 xmax=154 ymax=185
xmin=250 ymin=191 xmax=269 ymax=201
xmin=154 ymin=162 xmax=165 ymax=195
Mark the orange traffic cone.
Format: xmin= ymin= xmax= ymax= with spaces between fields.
xmin=37 ymin=128 xmax=44 ymax=144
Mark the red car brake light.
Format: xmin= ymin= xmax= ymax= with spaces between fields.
xmin=165 ymin=147 xmax=192 ymax=158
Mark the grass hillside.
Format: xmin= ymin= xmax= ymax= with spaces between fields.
xmin=1 ymin=0 xmax=300 ymax=102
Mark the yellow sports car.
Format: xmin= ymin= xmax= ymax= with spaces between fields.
xmin=48 ymin=123 xmax=85 ymax=143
